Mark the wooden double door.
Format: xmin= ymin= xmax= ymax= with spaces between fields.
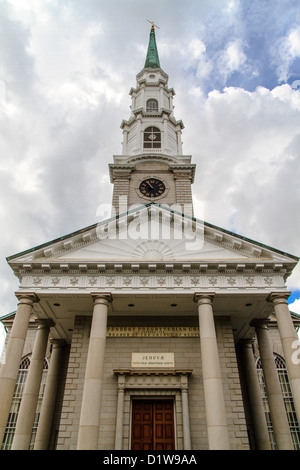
xmin=131 ymin=399 xmax=175 ymax=450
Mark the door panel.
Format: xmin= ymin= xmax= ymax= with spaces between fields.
xmin=131 ymin=399 xmax=175 ymax=450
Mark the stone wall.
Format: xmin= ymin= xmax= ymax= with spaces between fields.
xmin=55 ymin=315 xmax=249 ymax=450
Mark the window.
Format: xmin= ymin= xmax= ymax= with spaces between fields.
xmin=146 ymin=99 xmax=158 ymax=112
xmin=1 ymin=355 xmax=48 ymax=450
xmin=256 ymin=354 xmax=300 ymax=450
xmin=144 ymin=126 xmax=161 ymax=149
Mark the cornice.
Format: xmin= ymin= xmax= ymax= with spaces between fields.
xmin=17 ymin=267 xmax=288 ymax=294
xmin=7 ymin=250 xmax=295 ymax=280
xmin=120 ymin=111 xmax=184 ymax=130
xmin=7 ymin=205 xmax=298 ymax=282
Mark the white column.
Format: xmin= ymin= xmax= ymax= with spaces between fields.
xmin=12 ymin=319 xmax=53 ymax=450
xmin=137 ymin=118 xmax=143 ymax=151
xmin=238 ymin=339 xmax=271 ymax=449
xmin=34 ymin=339 xmax=65 ymax=450
xmin=176 ymin=130 xmax=183 ymax=154
xmin=268 ymin=293 xmax=300 ymax=424
xmin=194 ymin=293 xmax=230 ymax=450
xmin=122 ymin=130 xmax=128 ymax=155
xmin=162 ymin=117 xmax=168 ymax=153
xmin=0 ymin=293 xmax=38 ymax=444
xmin=159 ymin=84 xmax=164 ymax=110
xmin=77 ymin=293 xmax=112 ymax=450
xmin=253 ymin=320 xmax=294 ymax=450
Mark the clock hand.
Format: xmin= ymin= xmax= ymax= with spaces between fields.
xmin=146 ymin=180 xmax=154 ymax=189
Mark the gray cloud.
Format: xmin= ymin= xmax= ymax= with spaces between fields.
xmin=0 ymin=0 xmax=300 ymax=318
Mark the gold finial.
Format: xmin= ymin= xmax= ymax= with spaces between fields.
xmin=147 ymin=19 xmax=160 ymax=31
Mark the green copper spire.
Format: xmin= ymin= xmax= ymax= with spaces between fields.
xmin=144 ymin=24 xmax=160 ymax=68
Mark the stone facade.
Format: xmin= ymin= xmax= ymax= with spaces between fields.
xmin=50 ymin=315 xmax=249 ymax=450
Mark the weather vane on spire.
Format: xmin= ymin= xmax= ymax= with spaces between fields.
xmin=147 ymin=19 xmax=160 ymax=31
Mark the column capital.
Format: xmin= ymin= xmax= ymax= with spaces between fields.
xmin=35 ymin=318 xmax=55 ymax=329
xmin=117 ymin=374 xmax=126 ymax=391
xmin=91 ymin=293 xmax=112 ymax=306
xmin=250 ymin=319 xmax=269 ymax=330
xmin=50 ymin=338 xmax=66 ymax=348
xmin=193 ymin=292 xmax=215 ymax=305
xmin=180 ymin=374 xmax=189 ymax=391
xmin=15 ymin=292 xmax=40 ymax=306
xmin=238 ymin=338 xmax=255 ymax=349
xmin=267 ymin=292 xmax=291 ymax=306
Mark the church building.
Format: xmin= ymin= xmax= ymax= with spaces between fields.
xmin=0 ymin=25 xmax=300 ymax=451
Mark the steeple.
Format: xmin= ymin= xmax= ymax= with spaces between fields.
xmin=110 ymin=25 xmax=195 ymax=216
xmin=144 ymin=24 xmax=160 ymax=68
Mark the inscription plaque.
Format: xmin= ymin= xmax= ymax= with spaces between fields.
xmin=106 ymin=326 xmax=199 ymax=337
xmin=131 ymin=352 xmax=175 ymax=368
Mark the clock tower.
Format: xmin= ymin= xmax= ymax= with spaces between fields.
xmin=109 ymin=25 xmax=195 ymax=216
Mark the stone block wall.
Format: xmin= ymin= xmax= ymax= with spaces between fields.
xmin=55 ymin=315 xmax=249 ymax=450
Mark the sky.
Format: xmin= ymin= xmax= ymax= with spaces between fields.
xmin=0 ymin=0 xmax=300 ymax=349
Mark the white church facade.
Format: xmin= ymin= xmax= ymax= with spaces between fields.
xmin=0 ymin=25 xmax=300 ymax=451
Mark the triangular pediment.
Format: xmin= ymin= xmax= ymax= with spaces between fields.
xmin=7 ymin=205 xmax=299 ymax=275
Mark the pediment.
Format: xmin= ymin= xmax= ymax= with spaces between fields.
xmin=44 ymin=237 xmax=252 ymax=262
xmin=7 ymin=204 xmax=298 ymax=274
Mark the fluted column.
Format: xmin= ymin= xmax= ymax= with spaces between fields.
xmin=77 ymin=293 xmax=112 ymax=450
xmin=0 ymin=293 xmax=39 ymax=444
xmin=12 ymin=319 xmax=53 ymax=450
xmin=34 ymin=339 xmax=65 ymax=450
xmin=194 ymin=293 xmax=230 ymax=450
xmin=253 ymin=320 xmax=294 ymax=450
xmin=238 ymin=339 xmax=271 ymax=449
xmin=268 ymin=293 xmax=300 ymax=424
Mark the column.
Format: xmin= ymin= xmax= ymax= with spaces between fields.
xmin=268 ymin=293 xmax=300 ymax=423
xmin=77 ymin=293 xmax=112 ymax=450
xmin=34 ymin=339 xmax=65 ymax=450
xmin=253 ymin=320 xmax=294 ymax=450
xmin=122 ymin=130 xmax=128 ymax=155
xmin=181 ymin=375 xmax=191 ymax=450
xmin=114 ymin=374 xmax=125 ymax=450
xmin=140 ymin=85 xmax=145 ymax=110
xmin=194 ymin=293 xmax=230 ymax=450
xmin=0 ymin=293 xmax=38 ymax=444
xmin=137 ymin=118 xmax=143 ymax=151
xmin=176 ymin=130 xmax=183 ymax=155
xmin=238 ymin=339 xmax=271 ymax=450
xmin=162 ymin=117 xmax=168 ymax=153
xmin=11 ymin=319 xmax=53 ymax=450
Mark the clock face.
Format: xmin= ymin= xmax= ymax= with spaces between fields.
xmin=139 ymin=178 xmax=165 ymax=198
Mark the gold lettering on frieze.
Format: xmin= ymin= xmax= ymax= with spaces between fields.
xmin=106 ymin=326 xmax=199 ymax=337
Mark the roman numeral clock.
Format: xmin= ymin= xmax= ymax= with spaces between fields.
xmin=139 ymin=178 xmax=165 ymax=198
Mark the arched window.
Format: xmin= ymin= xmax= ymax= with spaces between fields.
xmin=256 ymin=354 xmax=300 ymax=450
xmin=1 ymin=355 xmax=48 ymax=450
xmin=146 ymin=99 xmax=158 ymax=112
xmin=144 ymin=126 xmax=161 ymax=149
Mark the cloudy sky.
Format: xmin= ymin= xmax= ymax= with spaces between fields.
xmin=0 ymin=0 xmax=300 ymax=344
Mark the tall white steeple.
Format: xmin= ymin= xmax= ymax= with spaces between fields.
xmin=109 ymin=25 xmax=195 ymax=215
